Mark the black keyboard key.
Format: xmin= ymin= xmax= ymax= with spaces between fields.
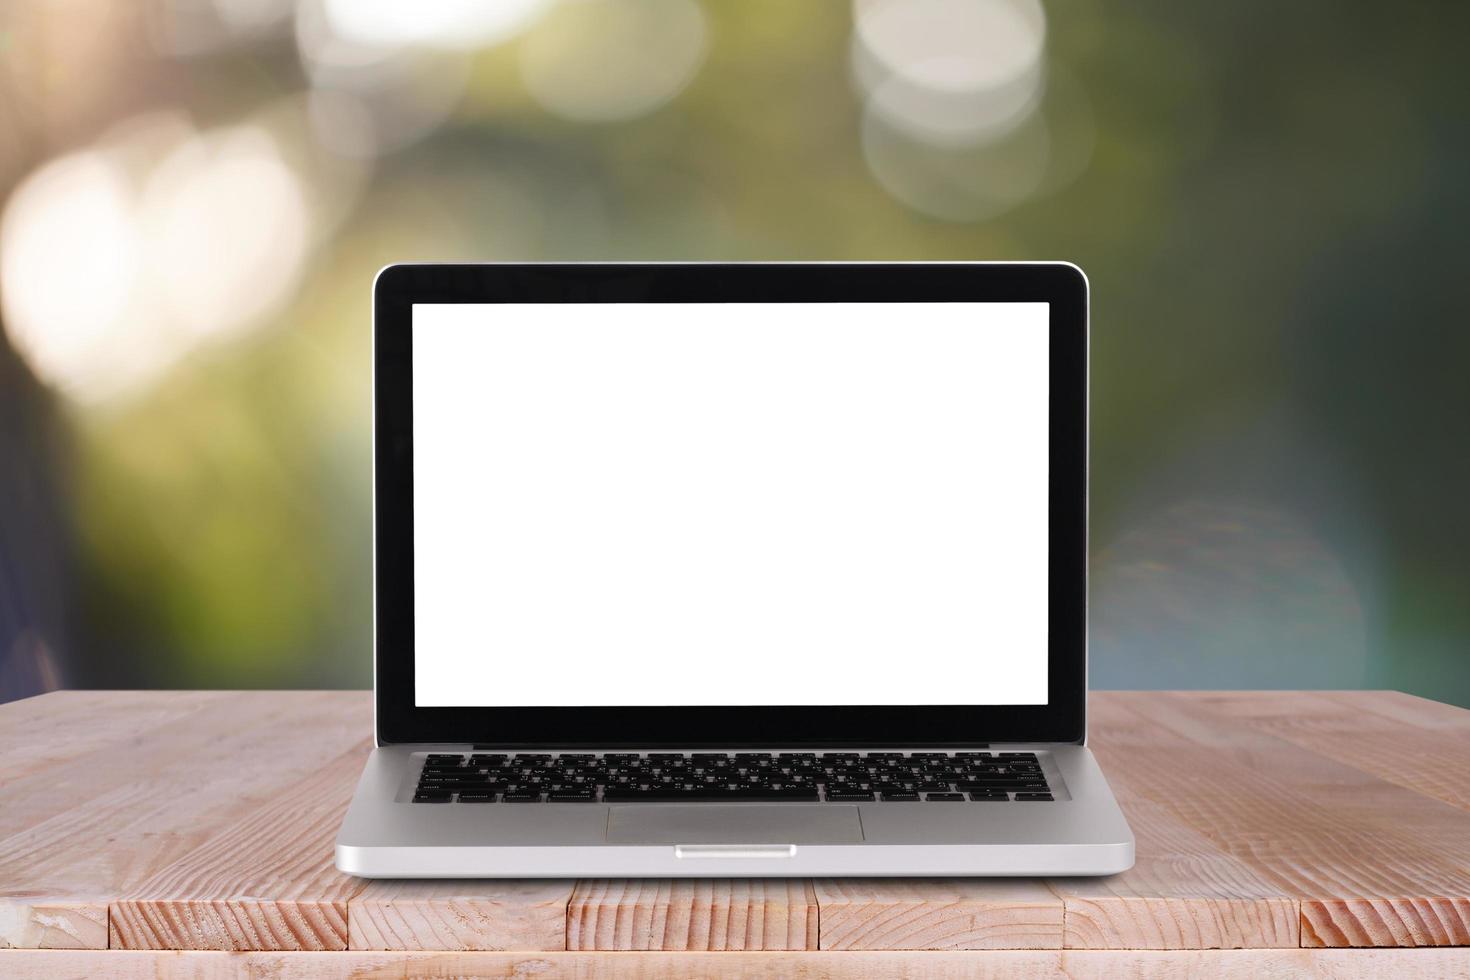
xmin=502 ymin=791 xmax=541 ymax=801
xmin=1015 ymin=793 xmax=1054 ymax=801
xmin=600 ymin=789 xmax=684 ymax=801
xmin=420 ymin=775 xmax=470 ymax=785
xmin=731 ymin=787 xmax=821 ymax=800
xmin=457 ymin=791 xmax=495 ymax=802
xmin=826 ymin=790 xmax=875 ymax=801
xmin=413 ymin=791 xmax=451 ymax=803
xmin=598 ymin=790 xmax=660 ymax=801
xmin=423 ymin=782 xmax=490 ymax=793
xmin=925 ymin=792 xmax=965 ymax=801
xmin=881 ymin=791 xmax=920 ymax=801
xmin=968 ymin=791 xmax=1008 ymax=801
xmin=603 ymin=787 xmax=818 ymax=802
xmin=549 ymin=792 xmax=596 ymax=801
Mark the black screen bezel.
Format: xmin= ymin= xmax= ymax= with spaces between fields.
xmin=374 ymin=263 xmax=1087 ymax=747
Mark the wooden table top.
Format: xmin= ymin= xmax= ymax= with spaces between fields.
xmin=2 ymin=690 xmax=1468 ymax=978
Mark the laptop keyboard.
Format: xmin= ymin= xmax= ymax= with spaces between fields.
xmin=412 ymin=751 xmax=1053 ymax=803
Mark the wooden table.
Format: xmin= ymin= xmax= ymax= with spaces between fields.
xmin=1 ymin=691 xmax=1468 ymax=977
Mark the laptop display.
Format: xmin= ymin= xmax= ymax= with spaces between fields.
xmin=410 ymin=302 xmax=1049 ymax=709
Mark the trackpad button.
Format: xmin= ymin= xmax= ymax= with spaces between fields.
xmin=606 ymin=805 xmax=864 ymax=843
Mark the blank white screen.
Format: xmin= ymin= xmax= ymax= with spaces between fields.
xmin=412 ymin=303 xmax=1049 ymax=706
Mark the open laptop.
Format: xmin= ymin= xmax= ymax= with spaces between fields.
xmin=335 ymin=262 xmax=1134 ymax=877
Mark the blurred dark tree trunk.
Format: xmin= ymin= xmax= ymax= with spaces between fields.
xmin=0 ymin=317 xmax=73 ymax=701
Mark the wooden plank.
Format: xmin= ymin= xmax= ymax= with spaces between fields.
xmin=0 ymin=691 xmax=232 ymax=784
xmin=6 ymin=689 xmax=1470 ymax=956
xmin=5 ymin=948 xmax=1470 ymax=979
xmin=1055 ymin=694 xmax=1301 ymax=949
xmin=0 ymin=691 xmax=369 ymax=843
xmin=813 ymin=878 xmax=1061 ymax=950
xmin=1177 ymin=691 xmax=1470 ymax=813
xmin=567 ymin=879 xmax=818 ymax=950
xmin=1339 ymin=689 xmax=1470 ymax=731
xmin=0 ymin=902 xmax=107 ymax=950
xmin=1092 ymin=693 xmax=1470 ymax=947
xmin=0 ymin=691 xmax=370 ymax=950
xmin=347 ymin=879 xmax=573 ymax=950
xmin=1054 ymin=794 xmax=1299 ymax=948
xmin=109 ymin=739 xmax=372 ymax=951
xmin=0 ymin=693 xmax=347 ymax=948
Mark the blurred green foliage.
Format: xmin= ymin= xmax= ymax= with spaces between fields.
xmin=0 ymin=1 xmax=1466 ymax=703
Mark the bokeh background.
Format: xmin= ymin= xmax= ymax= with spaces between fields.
xmin=2 ymin=1 xmax=1467 ymax=705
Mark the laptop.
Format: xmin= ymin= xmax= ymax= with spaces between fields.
xmin=335 ymin=262 xmax=1134 ymax=877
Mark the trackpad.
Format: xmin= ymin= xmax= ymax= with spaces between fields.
xmin=606 ymin=805 xmax=864 ymax=844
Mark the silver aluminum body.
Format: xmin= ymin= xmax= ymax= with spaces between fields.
xmin=335 ymin=743 xmax=1133 ymax=877
xmin=344 ymin=261 xmax=1133 ymax=878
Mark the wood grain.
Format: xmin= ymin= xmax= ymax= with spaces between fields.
xmin=0 ymin=691 xmax=231 ymax=784
xmin=1053 ymin=792 xmax=1299 ymax=949
xmin=814 ymin=878 xmax=1062 ymax=949
xmin=0 ymin=901 xmax=107 ymax=950
xmin=1090 ymin=692 xmax=1470 ymax=948
xmin=0 ymin=692 xmax=370 ymax=950
xmin=5 ymin=948 xmax=1470 ymax=979
xmin=4 ymin=689 xmax=1470 ymax=961
xmin=567 ymin=879 xmax=818 ymax=950
xmin=1176 ymin=690 xmax=1470 ymax=813
xmin=348 ymin=879 xmax=573 ymax=950
xmin=109 ymin=739 xmax=372 ymax=950
xmin=1055 ymin=694 xmax=1303 ymax=949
